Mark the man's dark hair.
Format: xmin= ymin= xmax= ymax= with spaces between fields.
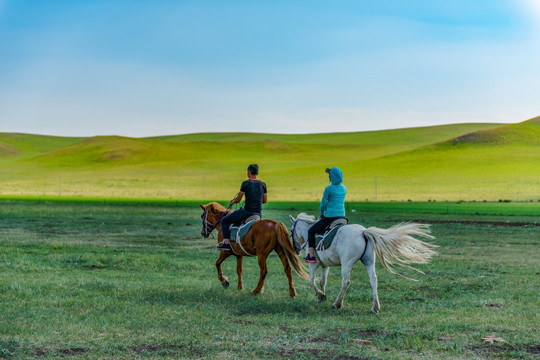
xmin=248 ymin=164 xmax=259 ymax=175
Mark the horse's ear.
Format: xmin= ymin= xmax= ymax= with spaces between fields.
xmin=199 ymin=204 xmax=206 ymax=210
xmin=289 ymin=215 xmax=295 ymax=223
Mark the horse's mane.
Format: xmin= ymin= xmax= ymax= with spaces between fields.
xmin=296 ymin=213 xmax=317 ymax=224
xmin=206 ymin=202 xmax=232 ymax=215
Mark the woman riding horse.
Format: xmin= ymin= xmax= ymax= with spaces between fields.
xmin=304 ymin=166 xmax=347 ymax=263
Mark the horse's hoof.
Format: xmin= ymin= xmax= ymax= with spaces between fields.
xmin=221 ymin=281 xmax=230 ymax=289
xmin=332 ymin=303 xmax=342 ymax=309
xmin=371 ymin=307 xmax=380 ymax=314
xmin=317 ymin=293 xmax=327 ymax=302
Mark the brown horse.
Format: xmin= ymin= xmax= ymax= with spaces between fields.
xmin=199 ymin=202 xmax=308 ymax=297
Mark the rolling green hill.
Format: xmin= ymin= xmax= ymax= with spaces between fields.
xmin=0 ymin=120 xmax=538 ymax=201
xmin=338 ymin=117 xmax=540 ymax=201
xmin=0 ymin=133 xmax=83 ymax=159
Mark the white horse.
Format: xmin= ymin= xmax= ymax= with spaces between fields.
xmin=289 ymin=214 xmax=437 ymax=313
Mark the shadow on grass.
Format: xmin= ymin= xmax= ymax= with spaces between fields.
xmin=125 ymin=285 xmax=318 ymax=314
xmin=121 ymin=281 xmax=384 ymax=319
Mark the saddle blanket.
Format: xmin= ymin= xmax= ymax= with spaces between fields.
xmin=315 ymin=225 xmax=345 ymax=251
xmin=230 ymin=220 xmax=257 ymax=243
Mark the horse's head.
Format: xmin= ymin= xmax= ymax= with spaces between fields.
xmin=288 ymin=214 xmax=309 ymax=254
xmin=199 ymin=202 xmax=230 ymax=238
xmin=289 ymin=213 xmax=318 ymax=253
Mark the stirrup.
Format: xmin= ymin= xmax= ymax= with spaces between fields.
xmin=216 ymin=242 xmax=231 ymax=251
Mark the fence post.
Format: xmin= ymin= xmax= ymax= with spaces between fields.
xmin=375 ymin=176 xmax=378 ymax=201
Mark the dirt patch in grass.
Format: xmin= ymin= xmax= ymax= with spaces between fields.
xmin=467 ymin=344 xmax=540 ymax=356
xmin=279 ymin=324 xmax=291 ymax=332
xmin=82 ymin=264 xmax=106 ymax=270
xmin=411 ymin=219 xmax=540 ymax=227
xmin=357 ymin=330 xmax=388 ymax=337
xmin=308 ymin=337 xmax=339 ymax=345
xmin=231 ymin=319 xmax=255 ymax=325
xmin=34 ymin=347 xmax=88 ymax=356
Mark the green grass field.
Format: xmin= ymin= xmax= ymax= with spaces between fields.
xmin=1 ymin=118 xmax=539 ymax=201
xmin=1 ymin=200 xmax=538 ymax=359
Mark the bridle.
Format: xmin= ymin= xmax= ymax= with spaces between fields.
xmin=201 ymin=203 xmax=234 ymax=237
xmin=202 ymin=208 xmax=227 ymax=237
xmin=290 ymin=219 xmax=302 ymax=254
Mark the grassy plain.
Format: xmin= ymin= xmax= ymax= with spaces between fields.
xmin=2 ymin=120 xmax=539 ymax=201
xmin=1 ymin=200 xmax=539 ymax=359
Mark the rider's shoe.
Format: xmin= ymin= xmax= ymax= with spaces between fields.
xmin=216 ymin=242 xmax=231 ymax=251
xmin=304 ymin=255 xmax=316 ymax=263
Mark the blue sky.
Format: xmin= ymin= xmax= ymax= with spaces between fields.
xmin=1 ymin=0 xmax=539 ymax=137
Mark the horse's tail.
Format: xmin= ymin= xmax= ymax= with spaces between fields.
xmin=363 ymin=223 xmax=438 ymax=281
xmin=275 ymin=222 xmax=309 ymax=279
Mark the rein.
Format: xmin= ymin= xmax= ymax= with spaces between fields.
xmin=290 ymin=219 xmax=302 ymax=255
xmin=202 ymin=204 xmax=232 ymax=237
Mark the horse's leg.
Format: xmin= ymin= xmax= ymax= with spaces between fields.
xmin=275 ymin=247 xmax=296 ymax=298
xmin=366 ymin=262 xmax=380 ymax=313
xmin=318 ymin=266 xmax=330 ymax=302
xmin=236 ymin=256 xmax=244 ymax=290
xmin=252 ymin=251 xmax=270 ymax=295
xmin=332 ymin=263 xmax=353 ymax=309
xmin=216 ymin=251 xmax=232 ymax=289
xmin=307 ymin=263 xmax=325 ymax=300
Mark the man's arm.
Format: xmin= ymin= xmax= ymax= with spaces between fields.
xmin=230 ymin=192 xmax=244 ymax=205
xmin=262 ymin=193 xmax=267 ymax=204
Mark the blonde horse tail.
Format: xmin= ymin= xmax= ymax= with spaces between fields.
xmin=363 ymin=223 xmax=438 ymax=281
xmin=275 ymin=222 xmax=309 ymax=279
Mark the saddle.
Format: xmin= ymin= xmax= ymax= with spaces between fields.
xmin=230 ymin=214 xmax=261 ymax=243
xmin=315 ymin=217 xmax=349 ymax=251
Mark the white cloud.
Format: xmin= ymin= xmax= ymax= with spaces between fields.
xmin=518 ymin=0 xmax=540 ymax=29
xmin=522 ymin=0 xmax=540 ymax=13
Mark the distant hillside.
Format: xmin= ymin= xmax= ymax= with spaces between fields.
xmin=0 ymin=140 xmax=19 ymax=157
xmin=28 ymin=136 xmax=188 ymax=168
xmin=0 ymin=133 xmax=82 ymax=159
xmin=447 ymin=116 xmax=540 ymax=146
xmin=3 ymin=122 xmax=505 ymax=169
xmin=1 ymin=120 xmax=538 ymax=201
xmin=338 ymin=117 xmax=540 ymax=201
xmin=151 ymin=123 xmax=503 ymax=146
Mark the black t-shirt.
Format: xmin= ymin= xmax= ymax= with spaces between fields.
xmin=240 ymin=179 xmax=267 ymax=214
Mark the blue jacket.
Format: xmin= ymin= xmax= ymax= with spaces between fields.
xmin=320 ymin=167 xmax=347 ymax=218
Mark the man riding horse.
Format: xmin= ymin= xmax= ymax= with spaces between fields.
xmin=217 ymin=164 xmax=267 ymax=251
xmin=200 ymin=164 xmax=307 ymax=297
